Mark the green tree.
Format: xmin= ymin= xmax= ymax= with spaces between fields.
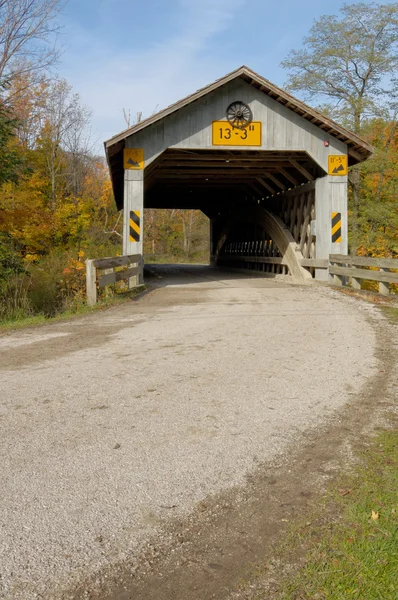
xmin=281 ymin=2 xmax=398 ymax=252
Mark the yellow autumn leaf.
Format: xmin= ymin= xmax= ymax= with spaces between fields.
xmin=371 ymin=510 xmax=379 ymax=520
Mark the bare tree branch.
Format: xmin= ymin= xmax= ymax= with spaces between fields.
xmin=0 ymin=0 xmax=65 ymax=90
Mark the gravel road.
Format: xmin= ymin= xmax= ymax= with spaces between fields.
xmin=0 ymin=266 xmax=377 ymax=599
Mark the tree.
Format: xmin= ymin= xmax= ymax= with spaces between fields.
xmin=35 ymin=78 xmax=90 ymax=210
xmin=281 ymin=2 xmax=398 ymax=252
xmin=0 ymin=82 xmax=23 ymax=185
xmin=358 ymin=117 xmax=398 ymax=256
xmin=0 ymin=0 xmax=64 ymax=90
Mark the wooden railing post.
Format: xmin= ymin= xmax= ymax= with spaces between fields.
xmin=351 ymin=268 xmax=361 ymax=290
xmin=86 ymin=259 xmax=97 ymax=306
xmin=379 ymin=268 xmax=390 ymax=296
xmin=329 ymin=259 xmax=343 ymax=286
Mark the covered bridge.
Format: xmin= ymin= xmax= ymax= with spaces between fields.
xmin=104 ymin=65 xmax=372 ymax=283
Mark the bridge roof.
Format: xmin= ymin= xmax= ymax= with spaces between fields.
xmin=104 ymin=65 xmax=373 ymax=162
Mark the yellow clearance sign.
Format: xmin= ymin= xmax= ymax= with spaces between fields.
xmin=328 ymin=155 xmax=348 ymax=176
xmin=212 ymin=121 xmax=261 ymax=146
xmin=124 ymin=148 xmax=144 ymax=170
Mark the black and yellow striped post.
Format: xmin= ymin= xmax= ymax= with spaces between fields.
xmin=129 ymin=210 xmax=141 ymax=243
xmin=331 ymin=212 xmax=342 ymax=243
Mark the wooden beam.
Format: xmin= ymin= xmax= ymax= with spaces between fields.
xmin=266 ymin=173 xmax=287 ymax=191
xmin=348 ymin=147 xmax=364 ymax=162
xmin=329 ymin=265 xmax=398 ymax=285
xmin=150 ymin=172 xmax=283 ymax=180
xmin=94 ymin=254 xmax=140 ymax=269
xmin=330 ymin=254 xmax=398 ymax=269
xmin=278 ymin=167 xmax=299 ymax=186
xmin=159 ymin=155 xmax=306 ymax=163
xmin=248 ymin=182 xmax=266 ymax=197
xmin=290 ymin=159 xmax=314 ymax=181
xmin=300 ymin=258 xmax=328 ymax=268
xmin=150 ymin=168 xmax=300 ymax=179
xmin=156 ymin=161 xmax=300 ymax=169
xmin=99 ymin=265 xmax=140 ymax=288
xmin=256 ymin=177 xmax=276 ymax=195
xmin=221 ymin=255 xmax=287 ymax=265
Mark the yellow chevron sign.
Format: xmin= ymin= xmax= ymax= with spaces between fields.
xmin=124 ymin=148 xmax=144 ymax=170
xmin=328 ymin=155 xmax=348 ymax=176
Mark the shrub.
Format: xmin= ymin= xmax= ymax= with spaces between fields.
xmin=0 ymin=274 xmax=32 ymax=320
xmin=26 ymin=253 xmax=66 ymax=316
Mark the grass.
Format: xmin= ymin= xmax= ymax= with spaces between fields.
xmin=0 ymin=286 xmax=145 ymax=331
xmin=382 ymin=306 xmax=398 ymax=324
xmin=278 ymin=429 xmax=398 ymax=600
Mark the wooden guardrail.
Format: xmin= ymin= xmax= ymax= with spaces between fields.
xmin=300 ymin=258 xmax=328 ymax=269
xmin=86 ymin=254 xmax=142 ymax=306
xmin=219 ymin=255 xmax=288 ymax=266
xmin=329 ymin=254 xmax=398 ymax=296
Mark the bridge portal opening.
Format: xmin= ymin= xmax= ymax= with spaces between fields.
xmin=144 ymin=148 xmax=324 ymax=277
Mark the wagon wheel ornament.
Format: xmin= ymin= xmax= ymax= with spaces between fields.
xmin=226 ymin=101 xmax=253 ymax=129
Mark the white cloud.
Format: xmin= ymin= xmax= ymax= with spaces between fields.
xmin=59 ymin=0 xmax=247 ymax=153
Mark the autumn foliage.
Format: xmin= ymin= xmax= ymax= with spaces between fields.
xmin=0 ymin=75 xmax=122 ymax=319
xmin=0 ymin=74 xmax=210 ymax=321
xmin=355 ymin=119 xmax=398 ymax=258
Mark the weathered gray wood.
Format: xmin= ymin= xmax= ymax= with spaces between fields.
xmin=94 ymin=254 xmax=140 ymax=269
xmin=330 ymin=255 xmax=398 ymax=269
xmin=129 ymin=256 xmax=143 ymax=288
xmin=122 ymin=78 xmax=349 ymax=178
xmin=289 ymin=159 xmax=314 ymax=181
xmin=98 ymin=265 xmax=140 ymax=288
xmin=278 ymin=167 xmax=299 ymax=186
xmin=256 ymin=177 xmax=276 ymax=195
xmin=329 ymin=265 xmax=398 ymax=284
xmin=85 ymin=259 xmax=97 ymax=306
xmin=351 ymin=277 xmax=361 ymax=290
xmin=221 ymin=255 xmax=286 ymax=265
xmin=379 ymin=268 xmax=390 ymax=296
xmin=300 ymin=258 xmax=328 ymax=268
xmin=267 ymin=173 xmax=286 ymax=191
xmin=106 ymin=66 xmax=372 ymax=158
xmin=215 ymin=206 xmax=312 ymax=281
xmin=333 ymin=272 xmax=344 ymax=286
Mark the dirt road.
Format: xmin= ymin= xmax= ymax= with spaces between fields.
xmin=1 ymin=266 xmax=395 ymax=600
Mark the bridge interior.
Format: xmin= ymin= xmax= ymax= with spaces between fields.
xmin=144 ymin=148 xmax=324 ymax=216
xmin=143 ymin=148 xmax=322 ymax=278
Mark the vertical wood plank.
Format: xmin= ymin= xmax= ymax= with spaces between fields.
xmin=86 ymin=259 xmax=97 ymax=306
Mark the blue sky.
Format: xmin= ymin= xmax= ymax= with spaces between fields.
xmin=56 ymin=0 xmax=389 ymax=154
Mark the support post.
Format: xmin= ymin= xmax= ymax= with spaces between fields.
xmin=86 ymin=259 xmax=97 ymax=306
xmin=315 ymin=170 xmax=348 ymax=282
xmin=379 ymin=268 xmax=390 ymax=296
xmin=123 ymin=169 xmax=144 ymax=286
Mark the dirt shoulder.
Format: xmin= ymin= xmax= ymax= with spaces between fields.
xmin=67 ymin=299 xmax=397 ymax=600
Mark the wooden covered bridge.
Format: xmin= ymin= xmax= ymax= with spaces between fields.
xmin=103 ymin=65 xmax=373 ymax=285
